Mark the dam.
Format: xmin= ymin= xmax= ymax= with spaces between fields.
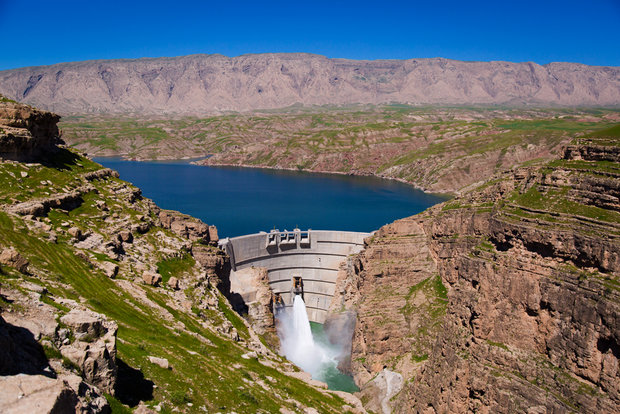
xmin=220 ymin=229 xmax=370 ymax=323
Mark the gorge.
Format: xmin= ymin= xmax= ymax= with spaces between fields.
xmin=0 ymin=78 xmax=618 ymax=413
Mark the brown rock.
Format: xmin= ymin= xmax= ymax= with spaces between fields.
xmin=59 ymin=309 xmax=118 ymax=394
xmin=168 ymin=276 xmax=179 ymax=290
xmin=142 ymin=271 xmax=162 ymax=286
xmin=159 ymin=210 xmax=213 ymax=243
xmin=118 ymin=230 xmax=133 ymax=243
xmin=97 ymin=261 xmax=119 ymax=278
xmin=229 ymin=267 xmax=274 ymax=334
xmin=67 ymin=226 xmax=82 ymax=240
xmin=0 ymin=374 xmax=78 ymax=414
xmin=0 ymin=247 xmax=29 ymax=273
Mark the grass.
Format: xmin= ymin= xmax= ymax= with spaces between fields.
xmin=0 ymin=150 xmax=350 ymax=413
xmin=397 ymin=274 xmax=448 ymax=367
xmin=59 ymin=108 xmax=619 ymax=193
xmin=156 ymin=253 xmax=195 ymax=284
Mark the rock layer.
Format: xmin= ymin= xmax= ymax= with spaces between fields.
xmin=0 ymin=54 xmax=619 ymax=114
xmin=0 ymin=99 xmax=61 ymax=160
xmin=332 ymin=134 xmax=620 ymax=412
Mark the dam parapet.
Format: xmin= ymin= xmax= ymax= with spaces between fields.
xmin=221 ymin=229 xmax=370 ymax=323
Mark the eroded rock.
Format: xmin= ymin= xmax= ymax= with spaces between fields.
xmin=0 ymin=247 xmax=29 ymax=273
xmin=59 ymin=309 xmax=118 ymax=394
xmin=142 ymin=271 xmax=162 ymax=286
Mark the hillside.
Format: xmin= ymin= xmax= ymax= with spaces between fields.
xmin=60 ymin=106 xmax=620 ymax=194
xmin=0 ymin=100 xmax=361 ymax=412
xmin=333 ymin=125 xmax=620 ymax=412
xmin=0 ymin=54 xmax=619 ymax=115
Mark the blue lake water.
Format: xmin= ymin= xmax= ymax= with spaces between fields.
xmin=95 ymin=158 xmax=446 ymax=238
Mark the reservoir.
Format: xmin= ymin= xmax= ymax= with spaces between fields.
xmin=95 ymin=158 xmax=445 ymax=238
xmin=94 ymin=158 xmax=445 ymax=391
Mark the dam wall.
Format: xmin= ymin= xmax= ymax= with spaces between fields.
xmin=221 ymin=229 xmax=370 ymax=323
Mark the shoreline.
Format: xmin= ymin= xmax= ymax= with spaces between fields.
xmin=88 ymin=151 xmax=456 ymax=199
xmin=194 ymin=160 xmax=454 ymax=198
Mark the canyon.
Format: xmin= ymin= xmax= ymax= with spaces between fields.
xmin=0 ymin=91 xmax=618 ymax=413
xmin=0 ymin=98 xmax=362 ymax=413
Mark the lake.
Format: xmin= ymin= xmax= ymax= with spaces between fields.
xmin=95 ymin=158 xmax=445 ymax=238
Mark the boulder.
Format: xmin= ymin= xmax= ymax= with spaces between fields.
xmin=142 ymin=271 xmax=162 ymax=286
xmin=59 ymin=309 xmax=118 ymax=394
xmin=118 ymin=230 xmax=133 ymax=243
xmin=168 ymin=276 xmax=179 ymax=290
xmin=0 ymin=247 xmax=29 ymax=273
xmin=0 ymin=374 xmax=78 ymax=414
xmin=97 ymin=261 xmax=118 ymax=278
xmin=60 ymin=309 xmax=104 ymax=338
xmin=148 ymin=356 xmax=170 ymax=369
xmin=67 ymin=227 xmax=82 ymax=241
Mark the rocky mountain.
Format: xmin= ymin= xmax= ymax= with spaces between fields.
xmin=0 ymin=54 xmax=619 ymax=115
xmin=0 ymin=99 xmax=361 ymax=413
xmin=331 ymin=126 xmax=620 ymax=412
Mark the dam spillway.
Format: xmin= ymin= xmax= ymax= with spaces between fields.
xmin=221 ymin=229 xmax=370 ymax=323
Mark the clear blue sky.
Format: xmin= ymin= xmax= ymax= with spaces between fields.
xmin=0 ymin=0 xmax=619 ymax=70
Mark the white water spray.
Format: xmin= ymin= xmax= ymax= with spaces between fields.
xmin=278 ymin=295 xmax=335 ymax=377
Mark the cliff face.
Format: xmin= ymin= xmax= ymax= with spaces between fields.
xmin=334 ymin=130 xmax=620 ymax=412
xmin=0 ymin=54 xmax=619 ymax=114
xmin=0 ymin=97 xmax=61 ymax=160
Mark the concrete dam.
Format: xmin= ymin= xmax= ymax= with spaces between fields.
xmin=221 ymin=229 xmax=370 ymax=323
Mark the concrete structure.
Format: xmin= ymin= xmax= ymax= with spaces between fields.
xmin=221 ymin=229 xmax=370 ymax=323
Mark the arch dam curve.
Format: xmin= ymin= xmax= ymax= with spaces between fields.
xmin=221 ymin=229 xmax=371 ymax=323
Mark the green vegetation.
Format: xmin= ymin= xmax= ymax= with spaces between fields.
xmin=0 ymin=94 xmax=17 ymax=103
xmin=59 ymin=108 xmax=619 ymax=192
xmin=399 ymin=274 xmax=448 ymax=366
xmin=156 ymin=252 xmax=195 ymax=284
xmin=0 ymin=150 xmax=349 ymax=413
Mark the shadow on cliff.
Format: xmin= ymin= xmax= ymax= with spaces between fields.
xmin=38 ymin=147 xmax=82 ymax=171
xmin=0 ymin=315 xmax=54 ymax=377
xmin=115 ymin=358 xmax=154 ymax=407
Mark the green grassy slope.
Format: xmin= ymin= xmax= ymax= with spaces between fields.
xmin=0 ymin=149 xmax=351 ymax=413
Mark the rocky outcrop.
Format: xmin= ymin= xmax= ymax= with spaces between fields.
xmin=0 ymin=374 xmax=79 ymax=414
xmin=0 ymin=247 xmax=29 ymax=273
xmin=6 ymin=186 xmax=88 ymax=217
xmin=0 ymin=99 xmax=62 ymax=160
xmin=228 ymin=267 xmax=274 ymax=335
xmin=191 ymin=244 xmax=231 ymax=293
xmin=59 ymin=309 xmax=118 ymax=394
xmin=336 ymin=139 xmax=620 ymax=412
xmin=1 ymin=55 xmax=619 ymax=114
xmin=356 ymin=369 xmax=404 ymax=414
xmin=159 ymin=210 xmax=217 ymax=244
xmin=142 ymin=271 xmax=162 ymax=286
xmin=0 ymin=290 xmax=114 ymax=413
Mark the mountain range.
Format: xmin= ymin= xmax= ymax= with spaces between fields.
xmin=0 ymin=53 xmax=619 ymax=114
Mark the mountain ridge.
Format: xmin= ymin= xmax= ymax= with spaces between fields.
xmin=1 ymin=53 xmax=618 ymax=114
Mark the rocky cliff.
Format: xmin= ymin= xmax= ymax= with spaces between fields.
xmin=1 ymin=54 xmax=619 ymax=114
xmin=0 ymin=96 xmax=62 ymax=160
xmin=0 ymin=100 xmax=359 ymax=413
xmin=332 ymin=127 xmax=620 ymax=412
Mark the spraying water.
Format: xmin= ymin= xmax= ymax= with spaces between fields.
xmin=279 ymin=295 xmax=332 ymax=375
xmin=278 ymin=295 xmax=358 ymax=392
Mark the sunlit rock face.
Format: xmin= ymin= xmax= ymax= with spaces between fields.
xmin=1 ymin=54 xmax=619 ymax=114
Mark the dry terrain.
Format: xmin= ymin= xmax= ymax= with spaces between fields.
xmin=1 ymin=54 xmax=619 ymax=114
xmin=60 ymin=106 xmax=620 ymax=193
